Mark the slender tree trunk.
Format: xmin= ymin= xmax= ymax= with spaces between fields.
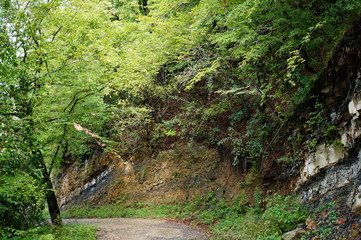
xmin=44 ymin=169 xmax=62 ymax=225
xmin=36 ymin=150 xmax=62 ymax=225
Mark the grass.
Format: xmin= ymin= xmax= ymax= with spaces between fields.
xmin=2 ymin=224 xmax=97 ymax=240
xmin=61 ymin=203 xmax=182 ymax=219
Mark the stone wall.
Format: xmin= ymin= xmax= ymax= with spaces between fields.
xmin=296 ymin=17 xmax=361 ymax=214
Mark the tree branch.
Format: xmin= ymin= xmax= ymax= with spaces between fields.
xmin=49 ymin=125 xmax=67 ymax=175
xmin=0 ymin=112 xmax=18 ymax=116
xmin=63 ymin=89 xmax=92 ymax=113
xmin=49 ymin=86 xmax=106 ymax=174
xmin=51 ymin=26 xmax=63 ymax=42
xmin=31 ymin=53 xmax=96 ymax=83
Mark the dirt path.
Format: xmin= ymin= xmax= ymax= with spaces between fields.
xmin=63 ymin=218 xmax=207 ymax=240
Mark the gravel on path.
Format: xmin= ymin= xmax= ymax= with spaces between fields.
xmin=63 ymin=218 xmax=207 ymax=240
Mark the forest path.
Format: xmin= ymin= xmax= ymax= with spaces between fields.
xmin=63 ymin=218 xmax=207 ymax=240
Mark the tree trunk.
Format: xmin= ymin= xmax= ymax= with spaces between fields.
xmin=44 ymin=169 xmax=62 ymax=225
xmin=36 ymin=150 xmax=62 ymax=225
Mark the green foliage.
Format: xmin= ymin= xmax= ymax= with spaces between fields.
xmin=323 ymin=126 xmax=339 ymax=144
xmin=277 ymin=156 xmax=296 ymax=164
xmin=301 ymin=201 xmax=339 ymax=240
xmin=0 ymin=0 xmax=120 ymax=229
xmin=161 ymin=0 xmax=361 ymax=169
xmin=302 ymin=99 xmax=341 ymax=150
xmin=305 ymin=101 xmax=326 ymax=132
xmin=230 ymin=190 xmax=248 ymax=213
xmin=189 ymin=0 xmax=361 ymax=109
xmin=262 ymin=195 xmax=308 ymax=235
xmin=61 ymin=204 xmax=180 ymax=219
xmin=0 ymin=171 xmax=45 ymax=234
xmin=1 ymin=224 xmax=97 ymax=240
xmin=211 ymin=194 xmax=308 ymax=240
xmin=124 ymin=205 xmax=181 ymax=219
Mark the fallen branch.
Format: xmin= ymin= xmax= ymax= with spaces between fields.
xmin=73 ymin=123 xmax=106 ymax=148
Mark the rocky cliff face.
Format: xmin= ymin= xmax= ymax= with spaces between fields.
xmin=55 ymin=152 xmax=116 ymax=209
xmin=296 ymin=136 xmax=361 ymax=213
xmin=296 ymin=17 xmax=361 ymax=214
xmin=55 ymin=143 xmax=245 ymax=210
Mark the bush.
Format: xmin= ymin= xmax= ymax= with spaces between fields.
xmin=1 ymin=224 xmax=97 ymax=240
xmin=211 ymin=193 xmax=308 ymax=240
xmin=261 ymin=195 xmax=308 ymax=235
xmin=0 ymin=171 xmax=45 ymax=234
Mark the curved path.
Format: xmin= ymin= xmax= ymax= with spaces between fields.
xmin=63 ymin=218 xmax=207 ymax=240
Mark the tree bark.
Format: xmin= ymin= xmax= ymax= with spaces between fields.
xmin=36 ymin=150 xmax=62 ymax=225
xmin=44 ymin=170 xmax=62 ymax=226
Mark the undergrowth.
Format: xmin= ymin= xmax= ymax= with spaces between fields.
xmin=1 ymin=224 xmax=97 ymax=240
xmin=62 ymin=193 xmax=309 ymax=240
xmin=61 ymin=203 xmax=180 ymax=219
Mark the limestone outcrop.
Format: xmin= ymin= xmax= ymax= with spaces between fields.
xmin=296 ymin=17 xmax=361 ymax=213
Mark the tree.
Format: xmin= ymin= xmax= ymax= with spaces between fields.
xmin=2 ymin=0 xmax=197 ymax=229
xmin=0 ymin=0 xmax=115 ymax=227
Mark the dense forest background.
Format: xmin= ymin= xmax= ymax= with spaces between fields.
xmin=1 ymin=0 xmax=361 ymax=239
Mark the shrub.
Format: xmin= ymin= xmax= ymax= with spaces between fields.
xmin=1 ymin=224 xmax=97 ymax=240
xmin=261 ymin=195 xmax=308 ymax=235
xmin=0 ymin=171 xmax=45 ymax=234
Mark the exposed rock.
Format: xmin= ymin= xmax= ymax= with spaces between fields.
xmin=55 ymin=143 xmax=243 ymax=209
xmin=299 ymin=143 xmax=346 ymax=184
xmin=341 ymin=133 xmax=352 ymax=148
xmin=54 ymin=153 xmax=115 ymax=209
xmin=296 ymin=34 xmax=361 ymax=214
xmin=348 ymin=100 xmax=361 ymax=117
xmin=283 ymin=229 xmax=306 ymax=240
xmin=297 ymin=60 xmax=361 ymax=211
xmin=350 ymin=184 xmax=361 ymax=215
xmin=298 ymin=150 xmax=360 ymax=206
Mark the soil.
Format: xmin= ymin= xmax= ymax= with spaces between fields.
xmin=63 ymin=218 xmax=207 ymax=240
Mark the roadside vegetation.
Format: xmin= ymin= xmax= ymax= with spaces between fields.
xmin=62 ymin=193 xmax=309 ymax=240
xmin=1 ymin=224 xmax=97 ymax=240
xmin=62 ymin=195 xmax=360 ymax=240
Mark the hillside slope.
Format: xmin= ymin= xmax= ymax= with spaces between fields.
xmin=55 ymin=15 xmax=361 ymax=240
